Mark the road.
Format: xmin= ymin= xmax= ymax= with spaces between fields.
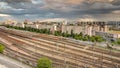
xmin=0 ymin=54 xmax=32 ymax=68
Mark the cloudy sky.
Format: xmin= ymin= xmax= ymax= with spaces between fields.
xmin=0 ymin=0 xmax=120 ymax=22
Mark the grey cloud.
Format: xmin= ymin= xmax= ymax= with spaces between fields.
xmin=0 ymin=0 xmax=44 ymax=9
xmin=112 ymin=0 xmax=120 ymax=5
xmin=3 ymin=0 xmax=32 ymax=3
xmin=43 ymin=0 xmax=120 ymax=12
xmin=8 ymin=3 xmax=34 ymax=9
xmin=0 ymin=0 xmax=120 ymax=21
xmin=0 ymin=8 xmax=49 ymax=15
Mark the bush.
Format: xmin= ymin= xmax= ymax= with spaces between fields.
xmin=90 ymin=36 xmax=95 ymax=42
xmin=82 ymin=36 xmax=88 ymax=41
xmin=37 ymin=57 xmax=52 ymax=68
xmin=117 ymin=38 xmax=120 ymax=45
xmin=0 ymin=44 xmax=5 ymax=53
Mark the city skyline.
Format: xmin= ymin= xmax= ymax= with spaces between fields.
xmin=0 ymin=0 xmax=120 ymax=21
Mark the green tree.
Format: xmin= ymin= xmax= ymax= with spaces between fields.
xmin=94 ymin=36 xmax=104 ymax=42
xmin=74 ymin=34 xmax=79 ymax=40
xmin=90 ymin=36 xmax=95 ymax=42
xmin=62 ymin=32 xmax=66 ymax=37
xmin=79 ymin=32 xmax=83 ymax=36
xmin=0 ymin=44 xmax=5 ymax=53
xmin=117 ymin=38 xmax=120 ymax=45
xmin=97 ymin=37 xmax=104 ymax=42
xmin=78 ymin=36 xmax=82 ymax=40
xmin=37 ymin=57 xmax=52 ymax=68
xmin=70 ymin=30 xmax=74 ymax=37
xmin=82 ymin=36 xmax=88 ymax=41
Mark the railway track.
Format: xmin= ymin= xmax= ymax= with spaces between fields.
xmin=0 ymin=34 xmax=78 ymax=68
xmin=8 ymin=34 xmax=119 ymax=68
xmin=34 ymin=34 xmax=120 ymax=57
xmin=0 ymin=27 xmax=119 ymax=68
xmin=0 ymin=30 xmax=84 ymax=68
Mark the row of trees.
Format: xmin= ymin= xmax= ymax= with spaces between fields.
xmin=54 ymin=30 xmax=105 ymax=42
xmin=5 ymin=25 xmax=105 ymax=43
xmin=5 ymin=25 xmax=51 ymax=34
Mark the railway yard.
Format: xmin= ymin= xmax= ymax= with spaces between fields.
xmin=0 ymin=27 xmax=120 ymax=68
